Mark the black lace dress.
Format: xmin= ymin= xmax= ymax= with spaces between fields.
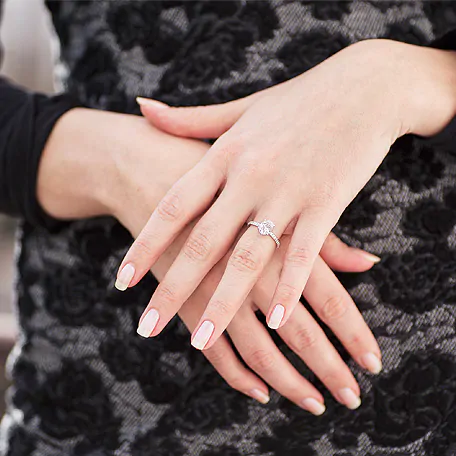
xmin=2 ymin=1 xmax=456 ymax=455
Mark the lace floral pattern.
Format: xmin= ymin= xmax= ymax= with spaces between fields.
xmin=2 ymin=1 xmax=456 ymax=455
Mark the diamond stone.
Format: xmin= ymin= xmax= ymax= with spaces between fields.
xmin=258 ymin=220 xmax=275 ymax=235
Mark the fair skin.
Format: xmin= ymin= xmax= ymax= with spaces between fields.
xmin=119 ymin=39 xmax=456 ymax=353
xmin=38 ymin=108 xmax=380 ymax=414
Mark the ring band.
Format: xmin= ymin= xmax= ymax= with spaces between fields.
xmin=247 ymin=219 xmax=281 ymax=248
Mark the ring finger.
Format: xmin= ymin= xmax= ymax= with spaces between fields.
xmin=228 ymin=306 xmax=326 ymax=415
xmin=303 ymin=255 xmax=382 ymax=375
xmin=191 ymin=204 xmax=295 ymax=350
xmin=254 ymin=258 xmax=363 ymax=409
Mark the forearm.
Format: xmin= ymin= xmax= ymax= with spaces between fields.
xmin=37 ymin=108 xmax=209 ymax=230
xmin=37 ymin=108 xmax=115 ymax=220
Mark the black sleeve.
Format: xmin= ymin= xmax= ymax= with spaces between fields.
xmin=0 ymin=77 xmax=81 ymax=228
xmin=417 ymin=29 xmax=456 ymax=152
xmin=0 ymin=0 xmax=82 ymax=229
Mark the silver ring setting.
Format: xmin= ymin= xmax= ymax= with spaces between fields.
xmin=247 ymin=219 xmax=280 ymax=248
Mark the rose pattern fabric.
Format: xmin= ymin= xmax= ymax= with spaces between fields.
xmin=1 ymin=1 xmax=456 ymax=455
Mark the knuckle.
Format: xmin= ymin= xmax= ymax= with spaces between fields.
xmin=225 ymin=374 xmax=247 ymax=392
xmin=247 ymin=349 xmax=275 ymax=372
xmin=156 ymin=192 xmax=182 ymax=222
xmin=290 ymin=327 xmax=317 ymax=353
xmin=214 ymin=133 xmax=245 ymax=161
xmin=155 ymin=284 xmax=177 ymax=306
xmin=345 ymin=333 xmax=364 ymax=350
xmin=230 ymin=247 xmax=262 ymax=273
xmin=308 ymin=181 xmax=339 ymax=209
xmin=204 ymin=346 xmax=226 ymax=366
xmin=320 ymin=372 xmax=338 ymax=388
xmin=276 ymin=283 xmax=299 ymax=303
xmin=134 ymin=237 xmax=156 ymax=259
xmin=286 ymin=246 xmax=311 ymax=268
xmin=321 ymin=295 xmax=349 ymax=321
xmin=209 ymin=299 xmax=232 ymax=317
xmin=183 ymin=230 xmax=212 ymax=262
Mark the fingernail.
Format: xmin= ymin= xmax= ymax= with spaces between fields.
xmin=136 ymin=97 xmax=168 ymax=109
xmin=115 ymin=263 xmax=135 ymax=291
xmin=338 ymin=388 xmax=361 ymax=410
xmin=361 ymin=352 xmax=382 ymax=374
xmin=268 ymin=304 xmax=285 ymax=329
xmin=302 ymin=398 xmax=326 ymax=416
xmin=357 ymin=250 xmax=381 ymax=263
xmin=137 ymin=309 xmax=159 ymax=338
xmin=192 ymin=320 xmax=214 ymax=350
xmin=250 ymin=388 xmax=270 ymax=404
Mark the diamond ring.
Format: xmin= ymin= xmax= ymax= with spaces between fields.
xmin=247 ymin=219 xmax=280 ymax=248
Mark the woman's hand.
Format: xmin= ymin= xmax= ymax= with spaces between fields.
xmin=120 ymin=38 xmax=456 ymax=350
xmin=37 ymin=107 xmax=381 ymax=410
xmin=152 ymin=229 xmax=379 ymax=413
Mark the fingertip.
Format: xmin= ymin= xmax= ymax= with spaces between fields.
xmin=115 ymin=263 xmax=135 ymax=291
xmin=301 ymin=398 xmax=326 ymax=416
xmin=355 ymin=249 xmax=381 ymax=264
xmin=343 ymin=248 xmax=380 ymax=272
xmin=250 ymin=388 xmax=270 ymax=404
xmin=137 ymin=308 xmax=160 ymax=338
xmin=327 ymin=248 xmax=381 ymax=273
xmin=267 ymin=304 xmax=285 ymax=330
xmin=360 ymin=352 xmax=383 ymax=374
xmin=191 ymin=320 xmax=215 ymax=350
xmin=136 ymin=96 xmax=169 ymax=110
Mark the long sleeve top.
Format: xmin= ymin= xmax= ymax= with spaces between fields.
xmin=5 ymin=4 xmax=456 ymax=456
xmin=0 ymin=2 xmax=455 ymax=229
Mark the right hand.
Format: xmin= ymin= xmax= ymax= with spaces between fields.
xmin=37 ymin=108 xmax=381 ymax=412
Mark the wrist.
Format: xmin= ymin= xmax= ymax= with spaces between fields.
xmin=374 ymin=39 xmax=456 ymax=138
xmin=341 ymin=39 xmax=456 ymax=141
xmin=37 ymin=108 xmax=116 ymax=220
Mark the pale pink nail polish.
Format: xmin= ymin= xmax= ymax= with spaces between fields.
xmin=361 ymin=352 xmax=382 ymax=374
xmin=250 ymin=388 xmax=270 ymax=404
xmin=302 ymin=398 xmax=326 ymax=416
xmin=338 ymin=388 xmax=361 ymax=410
xmin=115 ymin=263 xmax=135 ymax=291
xmin=191 ymin=321 xmax=214 ymax=350
xmin=136 ymin=97 xmax=168 ymax=109
xmin=357 ymin=250 xmax=381 ymax=263
xmin=268 ymin=304 xmax=285 ymax=329
xmin=137 ymin=309 xmax=159 ymax=338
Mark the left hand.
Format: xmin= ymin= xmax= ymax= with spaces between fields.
xmin=119 ymin=38 xmax=456 ymax=350
xmin=153 ymin=230 xmax=380 ymax=412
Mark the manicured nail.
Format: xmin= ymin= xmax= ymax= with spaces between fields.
xmin=136 ymin=97 xmax=168 ymax=109
xmin=268 ymin=304 xmax=285 ymax=329
xmin=338 ymin=388 xmax=361 ymax=410
xmin=361 ymin=352 xmax=382 ymax=374
xmin=137 ymin=309 xmax=159 ymax=338
xmin=115 ymin=263 xmax=135 ymax=291
xmin=357 ymin=250 xmax=381 ymax=263
xmin=250 ymin=388 xmax=270 ymax=404
xmin=192 ymin=320 xmax=214 ymax=350
xmin=302 ymin=398 xmax=326 ymax=416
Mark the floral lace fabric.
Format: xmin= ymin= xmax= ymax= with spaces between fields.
xmin=2 ymin=1 xmax=456 ymax=455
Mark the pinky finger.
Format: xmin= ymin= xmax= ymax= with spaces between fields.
xmin=203 ymin=335 xmax=271 ymax=404
xmin=267 ymin=210 xmax=332 ymax=330
xmin=320 ymin=233 xmax=380 ymax=273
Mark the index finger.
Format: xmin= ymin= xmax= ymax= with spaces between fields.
xmin=115 ymin=156 xmax=223 ymax=291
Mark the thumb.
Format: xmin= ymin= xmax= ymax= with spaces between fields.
xmin=136 ymin=95 xmax=256 ymax=138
